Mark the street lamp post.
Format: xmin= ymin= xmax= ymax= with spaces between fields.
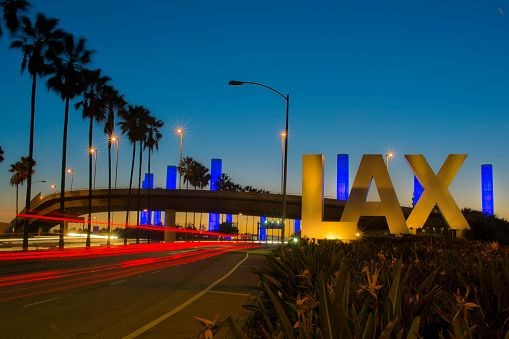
xmin=67 ymin=169 xmax=74 ymax=191
xmin=176 ymin=128 xmax=184 ymax=189
xmin=280 ymin=131 xmax=286 ymax=194
xmin=229 ymin=80 xmax=290 ymax=244
xmin=111 ymin=136 xmax=120 ymax=189
xmin=90 ymin=147 xmax=98 ymax=189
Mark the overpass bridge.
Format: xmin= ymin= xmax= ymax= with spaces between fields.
xmin=12 ymin=189 xmax=347 ymax=232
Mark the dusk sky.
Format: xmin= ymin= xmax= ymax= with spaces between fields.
xmin=1 ymin=0 xmax=508 ymax=223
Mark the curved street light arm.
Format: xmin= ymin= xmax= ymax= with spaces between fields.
xmin=229 ymin=80 xmax=287 ymax=101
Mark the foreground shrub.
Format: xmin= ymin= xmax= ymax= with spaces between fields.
xmin=241 ymin=237 xmax=509 ymax=338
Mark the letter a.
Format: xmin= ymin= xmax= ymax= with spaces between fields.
xmin=340 ymin=154 xmax=408 ymax=234
xmin=405 ymin=154 xmax=469 ymax=230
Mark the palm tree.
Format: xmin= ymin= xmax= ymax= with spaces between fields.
xmin=47 ymin=32 xmax=92 ymax=248
xmin=144 ymin=116 xmax=163 ymax=225
xmin=217 ymin=173 xmax=235 ymax=191
xmin=103 ymin=86 xmax=126 ymax=245
xmin=10 ymin=13 xmax=63 ymax=251
xmin=0 ymin=146 xmax=4 ymax=162
xmin=118 ymin=105 xmax=149 ymax=243
xmin=178 ymin=156 xmax=195 ymax=190
xmin=75 ymin=69 xmax=109 ymax=247
xmin=135 ymin=108 xmax=152 ymax=243
xmin=9 ymin=156 xmax=35 ymax=232
xmin=0 ymin=0 xmax=29 ymax=37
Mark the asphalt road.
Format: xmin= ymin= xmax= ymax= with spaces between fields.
xmin=0 ymin=244 xmax=267 ymax=338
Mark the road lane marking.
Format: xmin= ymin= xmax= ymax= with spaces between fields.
xmin=207 ymin=290 xmax=250 ymax=297
xmin=110 ymin=280 xmax=126 ymax=286
xmin=23 ymin=297 xmax=59 ymax=308
xmin=122 ymin=252 xmax=251 ymax=339
xmin=151 ymin=271 xmax=160 ymax=274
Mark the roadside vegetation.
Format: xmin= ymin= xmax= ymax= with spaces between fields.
xmin=237 ymin=236 xmax=509 ymax=338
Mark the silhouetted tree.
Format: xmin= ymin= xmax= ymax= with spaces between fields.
xmin=144 ymin=116 xmax=163 ymax=224
xmin=215 ymin=173 xmax=268 ymax=193
xmin=118 ymin=105 xmax=150 ymax=243
xmin=178 ymin=156 xmax=195 ymax=190
xmin=47 ymin=32 xmax=92 ymax=248
xmin=0 ymin=0 xmax=29 ymax=37
xmin=103 ymin=86 xmax=126 ymax=245
xmin=10 ymin=13 xmax=63 ymax=250
xmin=219 ymin=222 xmax=239 ymax=235
xmin=0 ymin=146 xmax=4 ymax=162
xmin=9 ymin=156 xmax=35 ymax=232
xmin=75 ymin=69 xmax=109 ymax=247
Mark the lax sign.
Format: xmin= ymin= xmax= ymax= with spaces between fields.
xmin=301 ymin=154 xmax=469 ymax=240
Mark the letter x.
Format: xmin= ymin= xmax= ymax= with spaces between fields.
xmin=406 ymin=154 xmax=469 ymax=230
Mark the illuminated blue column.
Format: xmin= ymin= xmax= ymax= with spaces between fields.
xmin=337 ymin=154 xmax=349 ymax=200
xmin=165 ymin=166 xmax=177 ymax=226
xmin=481 ymin=164 xmax=494 ymax=216
xmin=412 ymin=176 xmax=424 ymax=207
xmin=259 ymin=216 xmax=267 ymax=241
xmin=166 ymin=166 xmax=177 ymax=190
xmin=294 ymin=219 xmax=301 ymax=234
xmin=153 ymin=211 xmax=162 ymax=225
xmin=226 ymin=214 xmax=233 ymax=223
xmin=140 ymin=173 xmax=154 ymax=225
xmin=209 ymin=159 xmax=222 ymax=231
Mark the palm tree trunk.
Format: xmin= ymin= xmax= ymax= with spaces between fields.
xmin=136 ymin=140 xmax=143 ymax=244
xmin=185 ymin=181 xmax=188 ymax=227
xmin=193 ymin=186 xmax=196 ymax=229
xmin=107 ymin=136 xmax=112 ymax=246
xmin=59 ymin=97 xmax=70 ymax=249
xmin=22 ymin=73 xmax=37 ymax=251
xmin=147 ymin=149 xmax=152 ymax=224
xmin=147 ymin=149 xmax=152 ymax=244
xmin=86 ymin=115 xmax=93 ymax=248
xmin=15 ymin=184 xmax=19 ymax=233
xmin=124 ymin=142 xmax=136 ymax=245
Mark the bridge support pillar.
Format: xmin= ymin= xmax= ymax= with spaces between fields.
xmin=164 ymin=209 xmax=176 ymax=242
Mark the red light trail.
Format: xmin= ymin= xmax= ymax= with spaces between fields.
xmin=0 ymin=241 xmax=258 ymax=261
xmin=0 ymin=243 xmax=261 ymax=303
xmin=15 ymin=212 xmax=242 ymax=238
